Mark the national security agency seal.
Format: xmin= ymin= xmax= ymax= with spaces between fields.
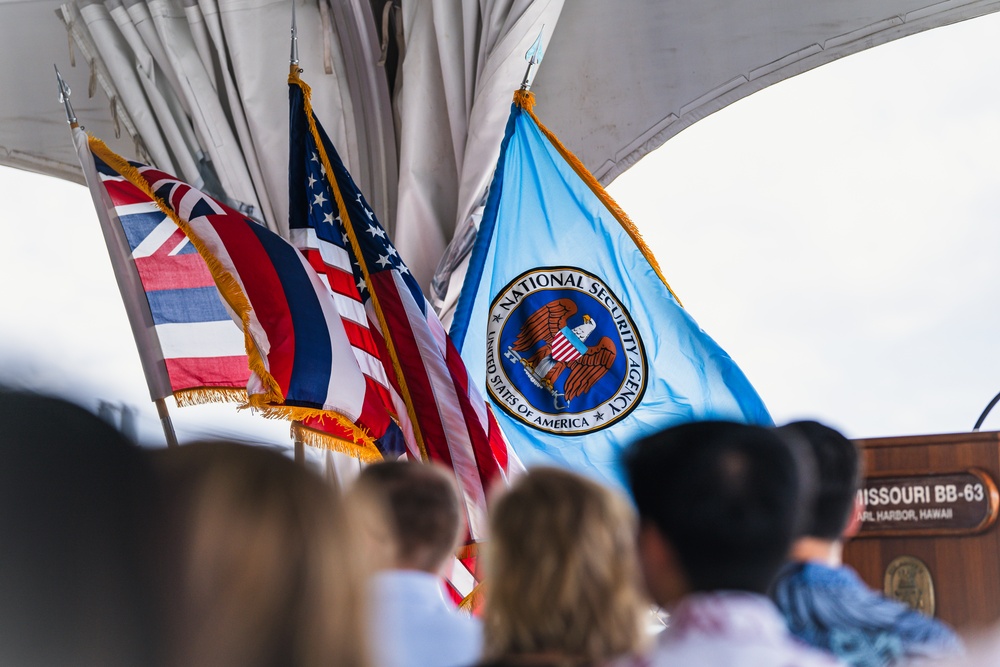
xmin=486 ymin=267 xmax=647 ymax=435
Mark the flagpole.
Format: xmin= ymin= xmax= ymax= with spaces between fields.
xmin=289 ymin=5 xmax=305 ymax=467
xmin=57 ymin=65 xmax=183 ymax=450
xmin=155 ymin=398 xmax=180 ymax=448
xmin=293 ymin=422 xmax=305 ymax=464
xmin=290 ymin=0 xmax=299 ymax=67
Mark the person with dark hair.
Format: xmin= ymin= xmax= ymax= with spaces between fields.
xmin=620 ymin=420 xmax=839 ymax=666
xmin=0 ymin=390 xmax=165 ymax=666
xmin=349 ymin=460 xmax=482 ymax=667
xmin=770 ymin=420 xmax=962 ymax=667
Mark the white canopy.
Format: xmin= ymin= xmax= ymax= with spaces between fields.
xmin=2 ymin=0 xmax=997 ymax=313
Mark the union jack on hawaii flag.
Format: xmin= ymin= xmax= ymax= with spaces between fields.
xmin=288 ymin=69 xmax=514 ymax=604
xmin=77 ymin=126 xmax=400 ymax=456
xmin=73 ymin=124 xmax=249 ymax=407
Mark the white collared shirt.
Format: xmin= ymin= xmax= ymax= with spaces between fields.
xmin=620 ymin=591 xmax=845 ymax=667
xmin=369 ymin=570 xmax=483 ymax=667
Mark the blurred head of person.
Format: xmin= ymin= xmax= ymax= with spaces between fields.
xmin=624 ymin=421 xmax=810 ymax=606
xmin=777 ymin=420 xmax=862 ymax=563
xmin=347 ymin=459 xmax=464 ymax=574
xmin=0 ymin=390 xmax=164 ymax=666
xmin=482 ymin=467 xmax=646 ymax=664
xmin=155 ymin=441 xmax=369 ymax=667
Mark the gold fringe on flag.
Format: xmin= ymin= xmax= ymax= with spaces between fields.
xmin=245 ymin=397 xmax=376 ymax=449
xmin=173 ymin=387 xmax=247 ymax=408
xmin=512 ymin=90 xmax=683 ymax=307
xmin=291 ymin=420 xmax=384 ymax=463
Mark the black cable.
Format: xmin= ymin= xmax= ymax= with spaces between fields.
xmin=972 ymin=390 xmax=1000 ymax=431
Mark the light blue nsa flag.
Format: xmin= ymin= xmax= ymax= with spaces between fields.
xmin=450 ymin=90 xmax=772 ymax=489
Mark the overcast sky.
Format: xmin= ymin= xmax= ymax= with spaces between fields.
xmin=609 ymin=11 xmax=1000 ymax=439
xmin=2 ymin=11 xmax=1000 ymax=445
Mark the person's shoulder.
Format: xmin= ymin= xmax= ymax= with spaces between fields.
xmin=784 ymin=638 xmax=849 ymax=666
xmin=833 ymin=565 xmax=960 ymax=651
xmin=772 ymin=562 xmax=854 ymax=592
xmin=604 ymin=653 xmax=648 ymax=667
xmin=635 ymin=633 xmax=844 ymax=667
xmin=891 ymin=604 xmax=963 ymax=656
xmin=472 ymin=659 xmax=601 ymax=667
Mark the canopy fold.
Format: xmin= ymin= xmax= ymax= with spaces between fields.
xmin=1 ymin=0 xmax=997 ymax=312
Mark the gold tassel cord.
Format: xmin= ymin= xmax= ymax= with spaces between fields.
xmin=512 ymin=89 xmax=535 ymax=112
xmin=455 ymin=543 xmax=479 ymax=560
xmin=512 ymin=91 xmax=683 ymax=307
xmin=289 ymin=67 xmax=430 ymax=462
xmin=90 ymin=136 xmax=379 ymax=450
xmin=458 ymin=582 xmax=484 ymax=613
xmin=455 ymin=542 xmax=482 ymax=611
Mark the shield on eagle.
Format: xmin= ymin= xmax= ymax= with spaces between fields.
xmin=507 ymin=297 xmax=616 ymax=408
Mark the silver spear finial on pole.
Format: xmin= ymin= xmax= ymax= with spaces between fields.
xmin=519 ymin=26 xmax=545 ymax=91
xmin=54 ymin=64 xmax=78 ymax=126
xmin=290 ymin=0 xmax=299 ymax=66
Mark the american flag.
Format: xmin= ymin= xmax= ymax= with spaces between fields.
xmin=76 ymin=126 xmax=249 ymax=406
xmin=289 ymin=73 xmax=513 ymax=604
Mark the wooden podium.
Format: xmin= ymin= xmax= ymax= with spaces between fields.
xmin=843 ymin=431 xmax=1000 ymax=629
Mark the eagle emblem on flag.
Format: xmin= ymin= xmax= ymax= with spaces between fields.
xmin=507 ymin=298 xmax=616 ymax=408
xmin=487 ymin=267 xmax=647 ymax=436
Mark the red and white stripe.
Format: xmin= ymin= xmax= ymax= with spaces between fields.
xmin=292 ymin=228 xmax=515 ymax=539
xmin=370 ymin=270 xmax=517 ymax=539
xmin=551 ymin=330 xmax=584 ymax=363
xmin=291 ymin=227 xmax=416 ymax=448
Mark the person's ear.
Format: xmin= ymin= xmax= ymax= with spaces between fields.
xmin=637 ymin=522 xmax=689 ymax=606
xmin=842 ymin=495 xmax=865 ymax=539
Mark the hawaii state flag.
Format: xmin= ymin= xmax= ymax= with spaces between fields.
xmin=451 ymin=90 xmax=772 ymax=490
xmin=84 ymin=130 xmax=396 ymax=457
xmin=75 ymin=125 xmax=249 ymax=407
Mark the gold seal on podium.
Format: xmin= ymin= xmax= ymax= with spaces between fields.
xmin=884 ymin=555 xmax=935 ymax=617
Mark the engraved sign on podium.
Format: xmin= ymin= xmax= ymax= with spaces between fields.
xmin=857 ymin=469 xmax=999 ymax=537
